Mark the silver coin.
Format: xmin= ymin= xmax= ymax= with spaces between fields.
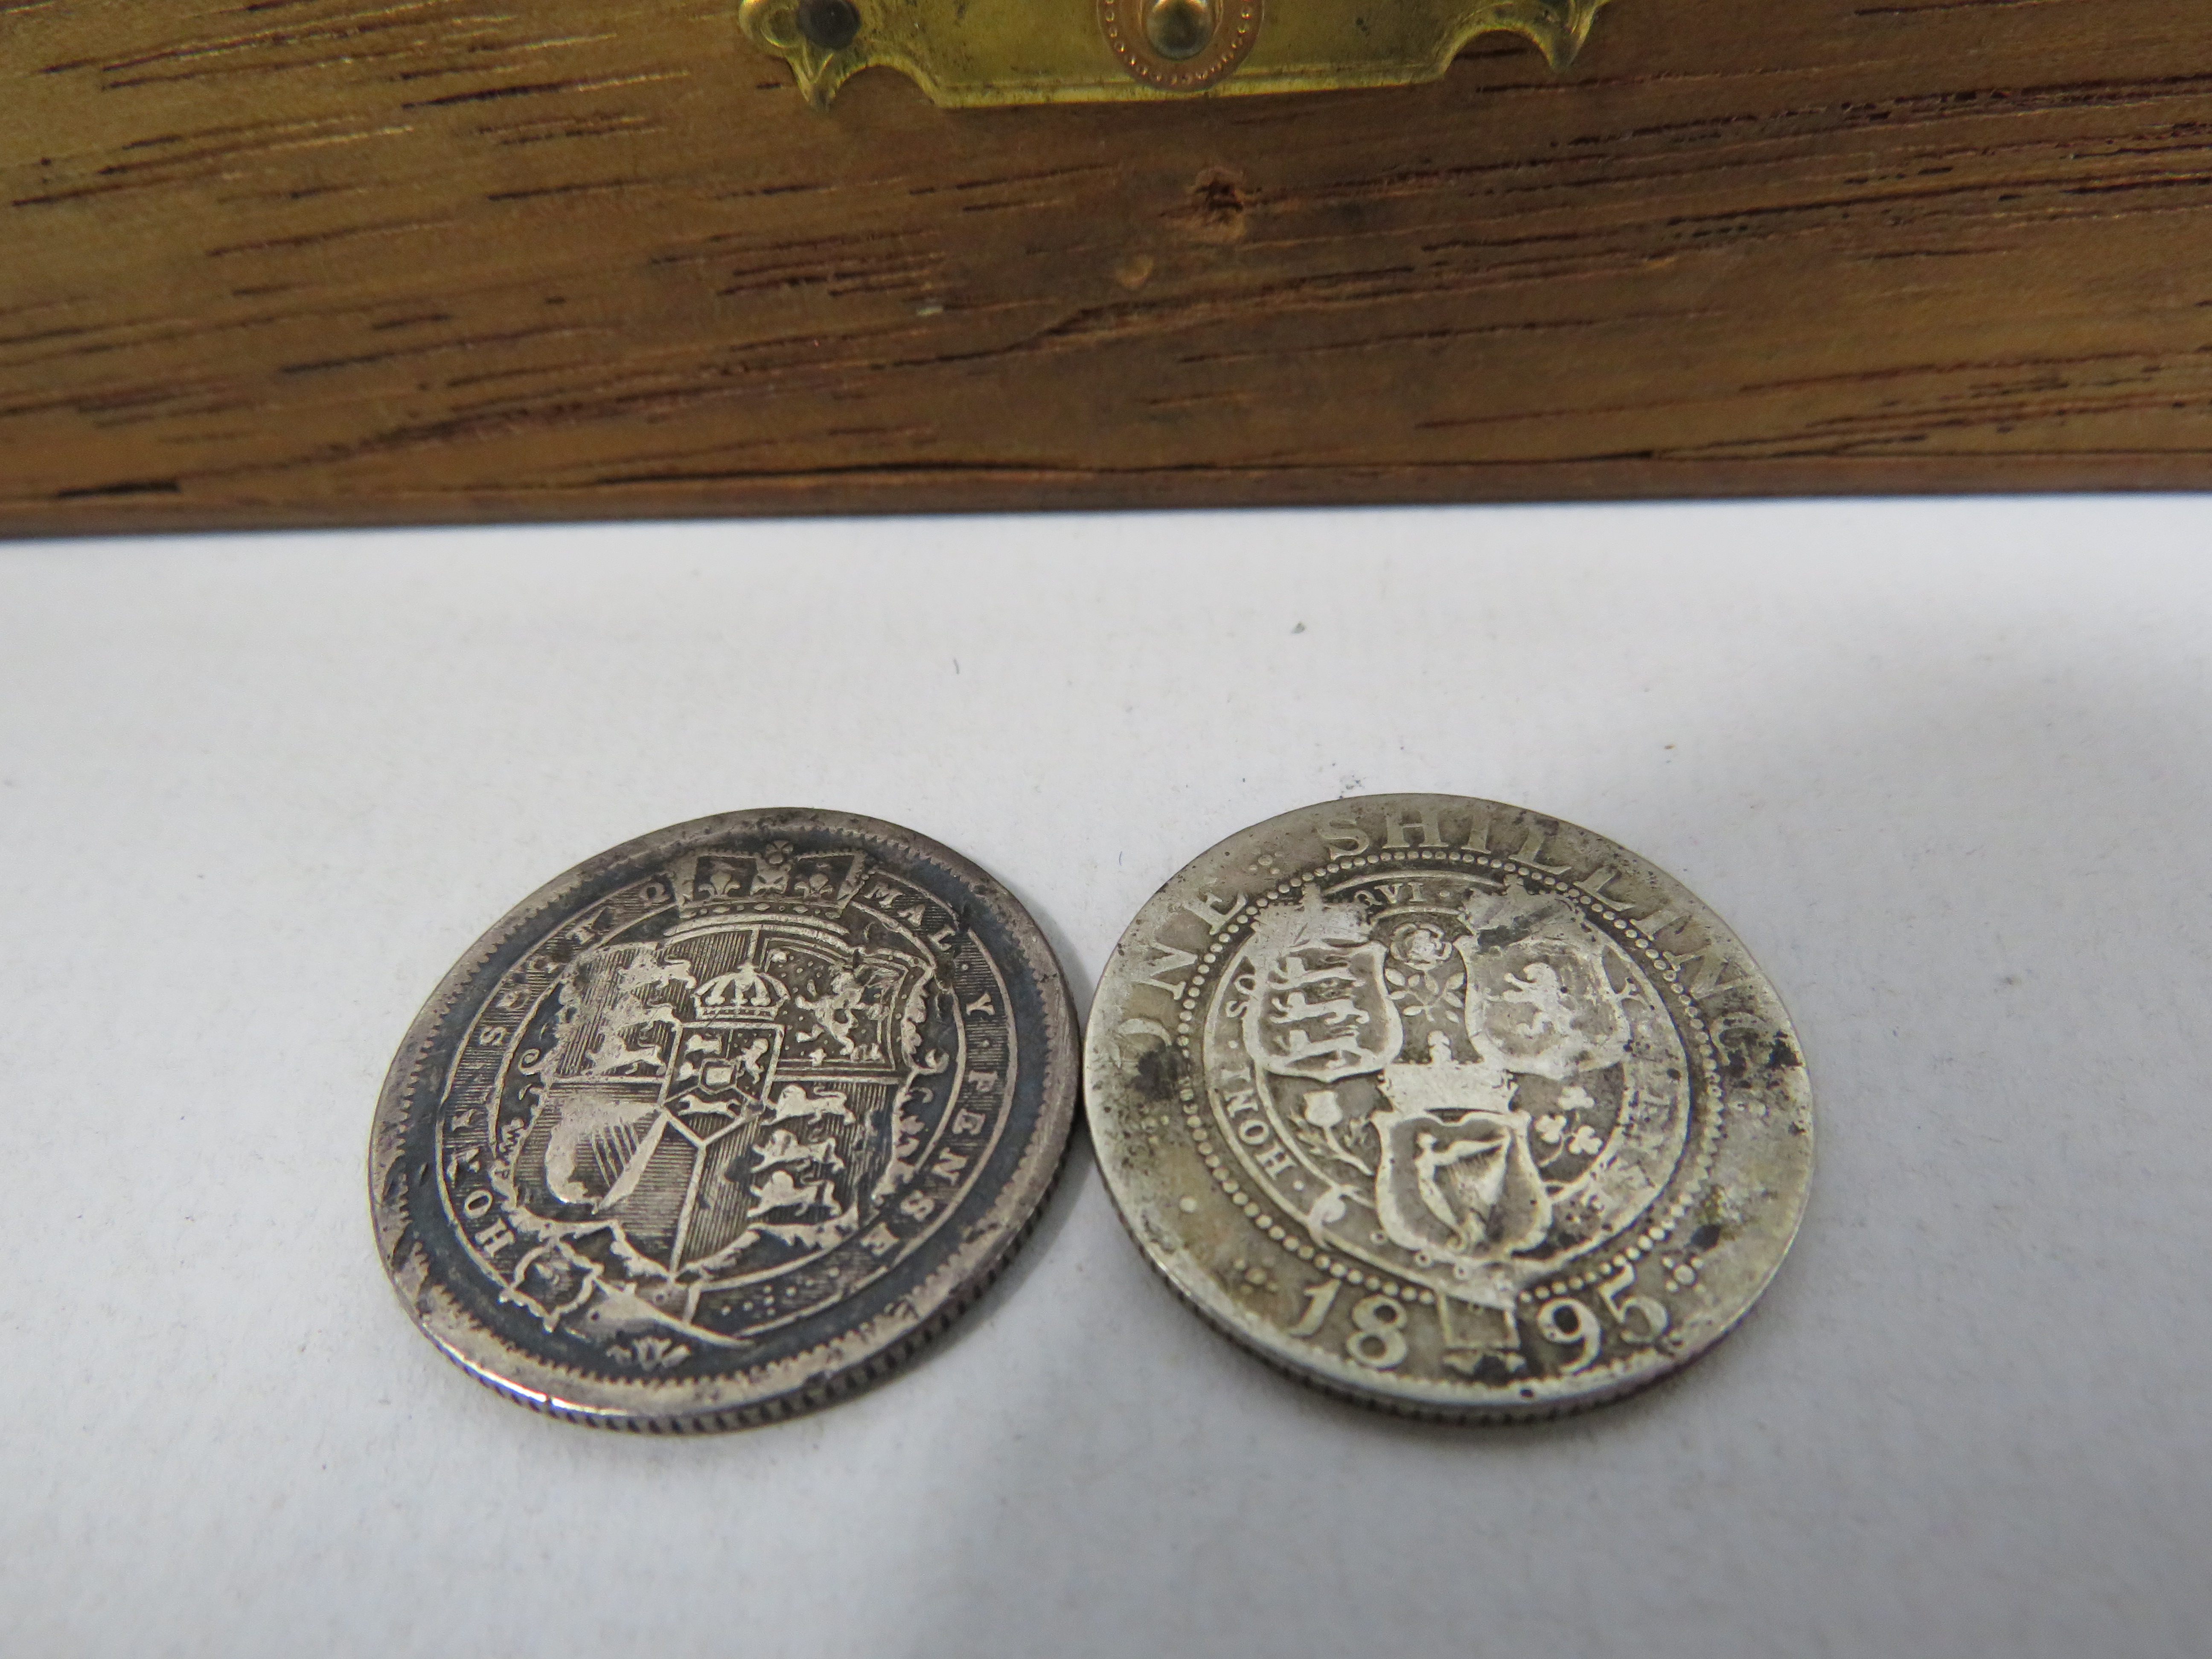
xmin=369 ymin=809 xmax=1077 ymax=1430
xmin=1085 ymin=794 xmax=1811 ymax=1420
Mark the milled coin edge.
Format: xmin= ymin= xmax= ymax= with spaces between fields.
xmin=368 ymin=807 xmax=1080 ymax=1431
xmin=1082 ymin=792 xmax=1813 ymax=1423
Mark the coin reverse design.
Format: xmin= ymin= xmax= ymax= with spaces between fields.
xmin=1086 ymin=795 xmax=1811 ymax=1420
xmin=370 ymin=809 xmax=1077 ymax=1429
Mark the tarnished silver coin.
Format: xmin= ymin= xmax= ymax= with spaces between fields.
xmin=1086 ymin=795 xmax=1810 ymax=1420
xmin=370 ymin=809 xmax=1077 ymax=1429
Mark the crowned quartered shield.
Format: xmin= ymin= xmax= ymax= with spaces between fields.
xmin=511 ymin=844 xmax=935 ymax=1282
xmin=1085 ymin=794 xmax=1811 ymax=1420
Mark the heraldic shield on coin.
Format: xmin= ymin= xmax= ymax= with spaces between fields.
xmin=370 ymin=810 xmax=1077 ymax=1429
xmin=1086 ymin=795 xmax=1811 ymax=1420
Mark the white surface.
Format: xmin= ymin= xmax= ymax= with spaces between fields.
xmin=2 ymin=501 xmax=2208 ymax=1658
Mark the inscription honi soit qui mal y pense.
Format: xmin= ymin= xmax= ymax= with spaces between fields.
xmin=1103 ymin=797 xmax=1804 ymax=1398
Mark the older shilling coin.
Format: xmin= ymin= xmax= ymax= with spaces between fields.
xmin=370 ymin=809 xmax=1077 ymax=1429
xmin=1086 ymin=795 xmax=1811 ymax=1420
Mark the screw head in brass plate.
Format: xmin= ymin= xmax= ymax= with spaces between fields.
xmin=796 ymin=0 xmax=862 ymax=49
xmin=1084 ymin=794 xmax=1812 ymax=1421
xmin=369 ymin=809 xmax=1078 ymax=1430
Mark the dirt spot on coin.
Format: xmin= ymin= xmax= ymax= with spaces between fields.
xmin=1135 ymin=1041 xmax=1189 ymax=1101
xmin=1466 ymin=1353 xmax=1519 ymax=1386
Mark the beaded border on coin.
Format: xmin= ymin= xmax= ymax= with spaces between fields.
xmin=1085 ymin=795 xmax=1811 ymax=1421
xmin=370 ymin=809 xmax=1078 ymax=1431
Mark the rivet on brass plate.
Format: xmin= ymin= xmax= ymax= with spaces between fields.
xmin=1145 ymin=0 xmax=1215 ymax=59
xmin=736 ymin=0 xmax=1615 ymax=110
xmin=1103 ymin=0 xmax=1258 ymax=91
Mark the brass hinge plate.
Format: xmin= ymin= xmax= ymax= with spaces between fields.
xmin=739 ymin=0 xmax=1612 ymax=109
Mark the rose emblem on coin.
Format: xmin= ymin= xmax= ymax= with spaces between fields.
xmin=1086 ymin=795 xmax=1811 ymax=1419
xmin=370 ymin=810 xmax=1076 ymax=1429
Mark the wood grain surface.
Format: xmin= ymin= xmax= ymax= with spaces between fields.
xmin=4 ymin=0 xmax=2209 ymax=536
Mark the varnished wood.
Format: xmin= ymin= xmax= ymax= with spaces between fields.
xmin=4 ymin=0 xmax=2209 ymax=536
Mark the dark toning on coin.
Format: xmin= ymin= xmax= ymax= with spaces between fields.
xmin=370 ymin=809 xmax=1078 ymax=1430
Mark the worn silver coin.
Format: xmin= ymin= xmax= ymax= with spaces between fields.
xmin=370 ymin=809 xmax=1077 ymax=1430
xmin=1086 ymin=794 xmax=1811 ymax=1420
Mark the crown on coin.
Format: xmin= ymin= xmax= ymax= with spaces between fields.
xmin=665 ymin=843 xmax=870 ymax=937
xmin=1378 ymin=1034 xmax=1514 ymax=1115
xmin=691 ymin=960 xmax=791 ymax=1018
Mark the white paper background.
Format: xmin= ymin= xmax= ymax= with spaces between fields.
xmin=2 ymin=499 xmax=2207 ymax=1657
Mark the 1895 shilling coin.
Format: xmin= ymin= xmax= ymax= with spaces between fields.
xmin=1086 ymin=795 xmax=1811 ymax=1420
xmin=370 ymin=809 xmax=1077 ymax=1430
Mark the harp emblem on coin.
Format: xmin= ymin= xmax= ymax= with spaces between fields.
xmin=500 ymin=845 xmax=958 ymax=1320
xmin=1221 ymin=873 xmax=1689 ymax=1356
xmin=373 ymin=811 xmax=1075 ymax=1427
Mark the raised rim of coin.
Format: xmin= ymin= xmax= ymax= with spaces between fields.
xmin=1084 ymin=794 xmax=1811 ymax=1421
xmin=369 ymin=808 xmax=1077 ymax=1431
